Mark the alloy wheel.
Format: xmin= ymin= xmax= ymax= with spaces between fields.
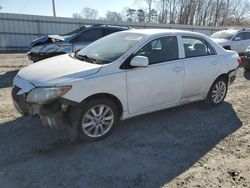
xmin=81 ymin=104 xmax=114 ymax=138
xmin=211 ymin=81 xmax=227 ymax=104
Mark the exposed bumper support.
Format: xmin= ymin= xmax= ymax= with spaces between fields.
xmin=12 ymin=86 xmax=77 ymax=128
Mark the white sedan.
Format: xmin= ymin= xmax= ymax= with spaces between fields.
xmin=12 ymin=29 xmax=240 ymax=141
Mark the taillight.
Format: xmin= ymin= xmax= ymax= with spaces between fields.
xmin=237 ymin=57 xmax=242 ymax=65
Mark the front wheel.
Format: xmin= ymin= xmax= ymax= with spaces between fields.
xmin=206 ymin=78 xmax=228 ymax=106
xmin=76 ymin=98 xmax=119 ymax=141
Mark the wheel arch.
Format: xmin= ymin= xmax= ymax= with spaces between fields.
xmin=214 ymin=73 xmax=229 ymax=83
xmin=82 ymin=93 xmax=124 ymax=117
xmin=207 ymin=73 xmax=229 ymax=95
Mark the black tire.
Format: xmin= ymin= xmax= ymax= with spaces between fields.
xmin=206 ymin=77 xmax=228 ymax=106
xmin=71 ymin=98 xmax=119 ymax=142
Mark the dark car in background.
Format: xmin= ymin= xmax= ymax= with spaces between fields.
xmin=27 ymin=24 xmax=130 ymax=62
xmin=243 ymin=46 xmax=250 ymax=71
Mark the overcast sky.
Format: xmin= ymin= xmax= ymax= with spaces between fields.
xmin=0 ymin=0 xmax=147 ymax=17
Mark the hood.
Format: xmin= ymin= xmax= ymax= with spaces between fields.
xmin=211 ymin=38 xmax=230 ymax=45
xmin=47 ymin=35 xmax=65 ymax=41
xmin=30 ymin=35 xmax=65 ymax=48
xmin=17 ymin=54 xmax=102 ymax=86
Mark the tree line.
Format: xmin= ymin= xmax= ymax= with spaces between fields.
xmin=73 ymin=0 xmax=250 ymax=26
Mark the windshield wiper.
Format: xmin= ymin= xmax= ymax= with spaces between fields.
xmin=74 ymin=52 xmax=99 ymax=64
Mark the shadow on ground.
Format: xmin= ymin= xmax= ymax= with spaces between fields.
xmin=0 ymin=70 xmax=18 ymax=88
xmin=0 ymin=102 xmax=241 ymax=188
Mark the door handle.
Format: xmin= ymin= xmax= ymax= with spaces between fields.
xmin=172 ymin=67 xmax=184 ymax=73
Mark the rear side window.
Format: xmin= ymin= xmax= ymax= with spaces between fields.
xmin=244 ymin=32 xmax=250 ymax=40
xmin=72 ymin=28 xmax=104 ymax=42
xmin=135 ymin=36 xmax=179 ymax=65
xmin=182 ymin=36 xmax=216 ymax=58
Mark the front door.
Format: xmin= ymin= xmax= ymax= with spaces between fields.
xmin=126 ymin=36 xmax=184 ymax=114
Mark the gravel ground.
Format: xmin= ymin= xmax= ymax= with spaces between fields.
xmin=0 ymin=54 xmax=249 ymax=188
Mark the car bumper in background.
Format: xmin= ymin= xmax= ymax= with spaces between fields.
xmin=243 ymin=56 xmax=250 ymax=70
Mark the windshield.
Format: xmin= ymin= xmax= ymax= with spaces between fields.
xmin=211 ymin=30 xmax=237 ymax=40
xmin=61 ymin=26 xmax=87 ymax=39
xmin=77 ymin=32 xmax=145 ymax=64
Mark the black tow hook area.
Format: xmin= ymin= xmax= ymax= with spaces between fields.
xmin=40 ymin=102 xmax=61 ymax=115
xmin=39 ymin=102 xmax=68 ymax=128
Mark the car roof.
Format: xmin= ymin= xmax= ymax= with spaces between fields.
xmin=122 ymin=28 xmax=204 ymax=36
xmin=216 ymin=29 xmax=250 ymax=33
xmin=93 ymin=24 xmax=130 ymax=30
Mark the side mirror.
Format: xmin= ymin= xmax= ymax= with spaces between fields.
xmin=130 ymin=56 xmax=149 ymax=67
xmin=233 ymin=37 xmax=241 ymax=41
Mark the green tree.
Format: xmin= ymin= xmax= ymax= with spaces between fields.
xmin=137 ymin=9 xmax=145 ymax=22
xmin=126 ymin=8 xmax=136 ymax=22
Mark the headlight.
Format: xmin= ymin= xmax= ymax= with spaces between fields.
xmin=26 ymin=86 xmax=71 ymax=104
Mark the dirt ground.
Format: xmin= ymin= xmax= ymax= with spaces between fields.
xmin=0 ymin=54 xmax=249 ymax=188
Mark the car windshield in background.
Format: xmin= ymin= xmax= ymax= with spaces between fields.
xmin=61 ymin=26 xmax=86 ymax=39
xmin=77 ymin=32 xmax=145 ymax=64
xmin=211 ymin=30 xmax=237 ymax=40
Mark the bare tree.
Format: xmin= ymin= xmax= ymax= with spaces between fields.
xmin=222 ymin=0 xmax=230 ymax=26
xmin=81 ymin=7 xmax=98 ymax=20
xmin=143 ymin=0 xmax=154 ymax=22
xmin=229 ymin=0 xmax=250 ymax=23
xmin=126 ymin=8 xmax=137 ymax=22
xmin=106 ymin=11 xmax=123 ymax=21
xmin=137 ymin=9 xmax=146 ymax=22
xmin=158 ymin=0 xmax=167 ymax=23
xmin=73 ymin=0 xmax=250 ymax=26
xmin=72 ymin=13 xmax=82 ymax=19
xmin=201 ymin=0 xmax=213 ymax=26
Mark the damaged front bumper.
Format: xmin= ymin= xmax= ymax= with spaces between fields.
xmin=12 ymin=86 xmax=76 ymax=128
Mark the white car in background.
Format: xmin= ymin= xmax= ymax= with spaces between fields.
xmin=12 ymin=29 xmax=240 ymax=141
xmin=211 ymin=29 xmax=250 ymax=55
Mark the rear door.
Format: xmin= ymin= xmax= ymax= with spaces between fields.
xmin=231 ymin=32 xmax=248 ymax=53
xmin=181 ymin=36 xmax=221 ymax=100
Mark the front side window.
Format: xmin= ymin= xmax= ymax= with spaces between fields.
xmin=182 ymin=37 xmax=216 ymax=58
xmin=135 ymin=36 xmax=179 ymax=65
xmin=233 ymin=32 xmax=244 ymax=41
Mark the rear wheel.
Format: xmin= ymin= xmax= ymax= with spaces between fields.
xmin=206 ymin=78 xmax=228 ymax=106
xmin=76 ymin=98 xmax=119 ymax=141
